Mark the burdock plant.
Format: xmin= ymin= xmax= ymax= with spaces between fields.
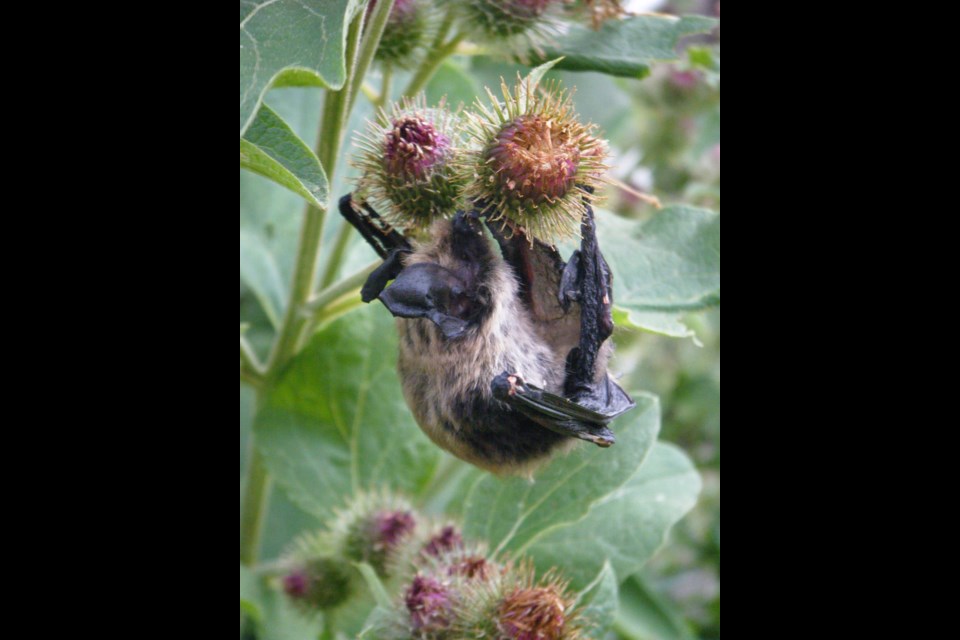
xmin=354 ymin=98 xmax=467 ymax=233
xmin=372 ymin=0 xmax=433 ymax=69
xmin=382 ymin=554 xmax=582 ymax=640
xmin=338 ymin=493 xmax=420 ymax=578
xmin=451 ymin=0 xmax=563 ymax=55
xmin=280 ymin=532 xmax=357 ymax=613
xmin=464 ymin=76 xmax=609 ymax=243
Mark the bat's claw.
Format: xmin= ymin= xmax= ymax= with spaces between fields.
xmin=581 ymin=428 xmax=616 ymax=448
xmin=493 ymin=373 xmax=526 ymax=401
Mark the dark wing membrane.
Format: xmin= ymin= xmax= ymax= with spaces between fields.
xmin=339 ymin=194 xmax=412 ymax=259
xmin=517 ymin=381 xmax=635 ymax=425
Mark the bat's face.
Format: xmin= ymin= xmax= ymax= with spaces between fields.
xmin=380 ymin=263 xmax=474 ymax=340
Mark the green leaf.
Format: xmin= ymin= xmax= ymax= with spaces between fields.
xmin=523 ymin=443 xmax=702 ymax=590
xmin=240 ymin=564 xmax=264 ymax=623
xmin=617 ymin=574 xmax=697 ymax=640
xmin=463 ymin=394 xmax=661 ymax=582
xmin=577 ymin=563 xmax=620 ymax=637
xmin=254 ymin=303 xmax=443 ymax=520
xmin=525 ymin=57 xmax=564 ymax=87
xmin=240 ymin=0 xmax=359 ymax=136
xmin=530 ymin=16 xmax=718 ymax=79
xmin=598 ymin=207 xmax=721 ymax=314
xmin=426 ymin=60 xmax=481 ymax=108
xmin=240 ymin=564 xmax=322 ymax=640
xmin=613 ymin=308 xmax=699 ymax=342
xmin=258 ymin=589 xmax=325 ymax=640
xmin=240 ymin=227 xmax=287 ymax=328
xmin=241 ymin=105 xmax=329 ymax=211
xmin=238 ymin=87 xmax=376 ymax=332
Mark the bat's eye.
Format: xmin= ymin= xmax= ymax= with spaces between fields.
xmin=448 ymin=293 xmax=474 ymax=320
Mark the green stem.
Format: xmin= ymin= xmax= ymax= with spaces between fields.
xmin=306 ymin=262 xmax=378 ymax=335
xmin=240 ymin=368 xmax=263 ymax=388
xmin=317 ymin=0 xmax=396 ymax=290
xmin=318 ymin=222 xmax=355 ymax=288
xmin=347 ymin=0 xmax=396 ymax=119
xmin=268 ymin=203 xmax=328 ymax=375
xmin=312 ymin=295 xmax=365 ymax=331
xmin=240 ymin=438 xmax=273 ymax=566
xmin=427 ymin=10 xmax=456 ymax=58
xmin=403 ymin=32 xmax=467 ymax=98
xmin=361 ymin=81 xmax=379 ymax=104
xmin=240 ymin=335 xmax=265 ymax=385
xmin=269 ymin=14 xmax=367 ymax=372
xmin=240 ymin=14 xmax=368 ymax=568
xmin=321 ymin=615 xmax=336 ymax=640
xmin=378 ymin=66 xmax=394 ymax=109
xmin=240 ymin=0 xmax=415 ymax=567
xmin=317 ymin=14 xmax=365 ymax=183
xmin=308 ymin=262 xmax=379 ymax=313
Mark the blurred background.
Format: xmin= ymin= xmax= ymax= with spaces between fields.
xmin=601 ymin=2 xmax=720 ymax=638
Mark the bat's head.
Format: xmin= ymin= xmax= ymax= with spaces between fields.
xmin=379 ymin=262 xmax=474 ymax=340
xmin=383 ymin=213 xmax=507 ymax=341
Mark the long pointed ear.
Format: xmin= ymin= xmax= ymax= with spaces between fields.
xmin=379 ymin=263 xmax=471 ymax=340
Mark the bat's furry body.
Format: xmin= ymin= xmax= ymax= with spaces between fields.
xmin=397 ymin=219 xmax=583 ymax=474
xmin=339 ymin=194 xmax=633 ymax=476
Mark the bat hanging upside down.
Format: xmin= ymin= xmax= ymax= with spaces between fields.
xmin=339 ymin=193 xmax=636 ymax=476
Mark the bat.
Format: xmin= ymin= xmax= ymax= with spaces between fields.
xmin=338 ymin=192 xmax=636 ymax=476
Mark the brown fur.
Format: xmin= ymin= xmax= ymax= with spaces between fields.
xmin=397 ymin=220 xmax=579 ymax=476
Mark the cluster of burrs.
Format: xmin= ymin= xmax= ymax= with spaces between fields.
xmin=354 ymin=75 xmax=609 ymax=244
xmin=278 ymin=491 xmax=586 ymax=640
xmin=370 ymin=0 xmax=627 ymax=70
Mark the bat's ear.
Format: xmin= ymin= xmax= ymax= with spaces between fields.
xmin=379 ymin=263 xmax=471 ymax=340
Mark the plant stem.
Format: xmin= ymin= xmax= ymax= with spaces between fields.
xmin=318 ymin=222 xmax=355 ymax=289
xmin=321 ymin=615 xmax=336 ymax=640
xmin=317 ymin=0 xmax=396 ymax=290
xmin=317 ymin=15 xmax=365 ymax=183
xmin=311 ymin=295 xmax=365 ymax=331
xmin=305 ymin=263 xmax=378 ymax=335
xmin=268 ymin=14 xmax=367 ymax=375
xmin=240 ymin=14 xmax=369 ymax=568
xmin=347 ymin=0 xmax=396 ymax=119
xmin=378 ymin=66 xmax=394 ymax=109
xmin=240 ymin=335 xmax=265 ymax=385
xmin=307 ymin=261 xmax=379 ymax=313
xmin=361 ymin=81 xmax=379 ymax=104
xmin=241 ymin=369 xmax=263 ymax=388
xmin=240 ymin=437 xmax=273 ymax=566
xmin=268 ymin=205 xmax=329 ymax=374
xmin=403 ymin=32 xmax=466 ymax=98
xmin=238 ymin=0 xmax=398 ymax=564
xmin=427 ymin=11 xmax=456 ymax=59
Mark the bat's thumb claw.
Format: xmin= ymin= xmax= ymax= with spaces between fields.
xmin=587 ymin=429 xmax=616 ymax=448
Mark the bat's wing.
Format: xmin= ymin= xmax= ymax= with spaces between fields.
xmin=338 ymin=194 xmax=411 ymax=259
xmin=484 ymin=195 xmax=637 ymax=448
xmin=338 ymin=194 xmax=417 ymax=303
xmin=492 ymin=374 xmax=634 ymax=448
